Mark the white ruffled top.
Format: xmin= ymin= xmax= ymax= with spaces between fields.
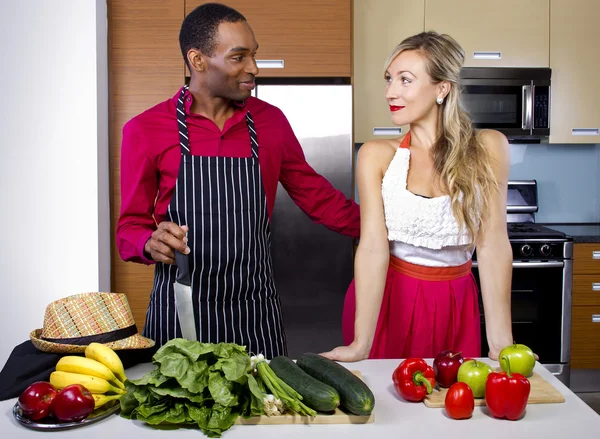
xmin=382 ymin=133 xmax=474 ymax=267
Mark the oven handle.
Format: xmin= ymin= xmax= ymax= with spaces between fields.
xmin=472 ymin=261 xmax=564 ymax=268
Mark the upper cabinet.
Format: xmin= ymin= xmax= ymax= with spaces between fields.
xmin=353 ymin=0 xmax=425 ymax=144
xmin=549 ymin=0 xmax=600 ymax=144
xmin=186 ymin=0 xmax=351 ymax=77
xmin=425 ymin=0 xmax=550 ymax=67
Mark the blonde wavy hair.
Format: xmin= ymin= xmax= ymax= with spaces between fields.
xmin=385 ymin=31 xmax=498 ymax=243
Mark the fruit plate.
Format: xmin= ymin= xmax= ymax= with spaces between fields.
xmin=13 ymin=402 xmax=120 ymax=431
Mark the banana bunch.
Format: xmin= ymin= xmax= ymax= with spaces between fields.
xmin=50 ymin=343 xmax=128 ymax=409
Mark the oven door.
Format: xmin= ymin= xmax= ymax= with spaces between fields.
xmin=472 ymin=260 xmax=569 ymax=364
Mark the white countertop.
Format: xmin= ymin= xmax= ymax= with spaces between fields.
xmin=3 ymin=358 xmax=599 ymax=438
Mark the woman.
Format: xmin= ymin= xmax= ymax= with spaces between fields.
xmin=323 ymin=31 xmax=513 ymax=361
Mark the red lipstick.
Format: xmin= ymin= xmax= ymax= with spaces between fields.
xmin=389 ymin=105 xmax=404 ymax=112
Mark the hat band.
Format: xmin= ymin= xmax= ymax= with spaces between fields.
xmin=41 ymin=324 xmax=138 ymax=345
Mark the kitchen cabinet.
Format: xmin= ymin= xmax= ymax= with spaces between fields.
xmin=353 ymin=0 xmax=425 ymax=144
xmin=108 ymin=0 xmax=185 ymax=331
xmin=549 ymin=0 xmax=600 ymax=144
xmin=185 ymin=0 xmax=351 ymax=77
xmin=425 ymin=0 xmax=549 ymax=68
xmin=571 ymin=243 xmax=600 ymax=368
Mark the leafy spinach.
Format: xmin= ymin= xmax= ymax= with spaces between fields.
xmin=120 ymin=339 xmax=264 ymax=437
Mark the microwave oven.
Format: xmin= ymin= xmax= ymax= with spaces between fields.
xmin=460 ymin=68 xmax=551 ymax=143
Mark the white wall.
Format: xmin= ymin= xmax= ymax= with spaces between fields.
xmin=0 ymin=0 xmax=109 ymax=365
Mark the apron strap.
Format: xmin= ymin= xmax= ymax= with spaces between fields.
xmin=176 ymin=85 xmax=258 ymax=159
xmin=176 ymin=85 xmax=191 ymax=155
xmin=245 ymin=112 xmax=259 ymax=159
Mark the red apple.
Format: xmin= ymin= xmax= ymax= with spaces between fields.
xmin=18 ymin=381 xmax=58 ymax=420
xmin=433 ymin=350 xmax=465 ymax=388
xmin=50 ymin=384 xmax=95 ymax=422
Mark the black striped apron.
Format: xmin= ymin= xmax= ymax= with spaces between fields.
xmin=142 ymin=86 xmax=287 ymax=358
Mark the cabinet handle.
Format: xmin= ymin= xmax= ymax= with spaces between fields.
xmin=373 ymin=127 xmax=402 ymax=136
xmin=473 ymin=51 xmax=502 ymax=60
xmin=593 ymin=251 xmax=600 ymax=260
xmin=593 ymin=315 xmax=600 ymax=323
xmin=256 ymin=60 xmax=284 ymax=69
xmin=572 ymin=128 xmax=599 ymax=136
xmin=594 ymin=283 xmax=600 ymax=291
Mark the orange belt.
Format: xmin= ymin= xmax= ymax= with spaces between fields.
xmin=389 ymin=254 xmax=473 ymax=281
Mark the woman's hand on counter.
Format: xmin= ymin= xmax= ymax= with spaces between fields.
xmin=320 ymin=341 xmax=370 ymax=362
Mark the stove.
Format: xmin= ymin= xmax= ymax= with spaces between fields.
xmin=508 ymin=223 xmax=567 ymax=239
xmin=507 ymin=223 xmax=571 ymax=261
xmin=472 ymin=180 xmax=573 ymax=386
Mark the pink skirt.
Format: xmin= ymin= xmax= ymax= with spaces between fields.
xmin=342 ymin=255 xmax=481 ymax=359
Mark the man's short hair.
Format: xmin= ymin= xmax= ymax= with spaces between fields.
xmin=179 ymin=2 xmax=246 ymax=67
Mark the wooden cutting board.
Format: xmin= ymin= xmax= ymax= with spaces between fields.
xmin=235 ymin=371 xmax=374 ymax=425
xmin=423 ymin=369 xmax=565 ymax=408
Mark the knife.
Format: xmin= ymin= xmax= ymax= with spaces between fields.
xmin=174 ymin=250 xmax=197 ymax=341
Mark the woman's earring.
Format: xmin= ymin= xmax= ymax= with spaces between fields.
xmin=436 ymin=97 xmax=444 ymax=105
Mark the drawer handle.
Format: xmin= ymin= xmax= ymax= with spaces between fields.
xmin=572 ymin=128 xmax=599 ymax=136
xmin=373 ymin=127 xmax=402 ymax=136
xmin=594 ymin=283 xmax=600 ymax=292
xmin=593 ymin=314 xmax=600 ymax=323
xmin=593 ymin=251 xmax=600 ymax=260
xmin=473 ymin=51 xmax=502 ymax=60
xmin=256 ymin=60 xmax=285 ymax=69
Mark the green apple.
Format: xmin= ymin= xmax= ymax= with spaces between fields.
xmin=499 ymin=343 xmax=536 ymax=377
xmin=457 ymin=359 xmax=493 ymax=398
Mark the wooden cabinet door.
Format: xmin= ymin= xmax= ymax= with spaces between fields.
xmin=571 ymin=243 xmax=600 ymax=368
xmin=572 ymin=275 xmax=600 ymax=307
xmin=425 ymin=0 xmax=549 ymax=67
xmin=570 ymin=306 xmax=600 ymax=368
xmin=353 ymin=0 xmax=425 ymax=144
xmin=186 ymin=0 xmax=351 ymax=77
xmin=574 ymin=243 xmax=600 ymax=274
xmin=108 ymin=0 xmax=185 ymax=332
xmin=549 ymin=0 xmax=600 ymax=144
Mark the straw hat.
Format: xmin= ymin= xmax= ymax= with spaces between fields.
xmin=30 ymin=292 xmax=155 ymax=354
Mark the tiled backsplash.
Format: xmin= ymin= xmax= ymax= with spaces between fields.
xmin=353 ymin=142 xmax=600 ymax=223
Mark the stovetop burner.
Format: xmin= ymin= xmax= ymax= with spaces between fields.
xmin=508 ymin=223 xmax=567 ymax=240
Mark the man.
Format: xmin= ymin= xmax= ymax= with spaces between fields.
xmin=117 ymin=3 xmax=359 ymax=358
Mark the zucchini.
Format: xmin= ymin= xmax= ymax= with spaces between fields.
xmin=269 ymin=356 xmax=340 ymax=412
xmin=296 ymin=353 xmax=375 ymax=416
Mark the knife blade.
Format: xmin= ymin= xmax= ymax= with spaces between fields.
xmin=174 ymin=250 xmax=196 ymax=341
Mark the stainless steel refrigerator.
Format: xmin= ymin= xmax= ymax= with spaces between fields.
xmin=254 ymin=83 xmax=354 ymax=358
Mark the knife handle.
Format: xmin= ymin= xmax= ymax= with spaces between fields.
xmin=175 ymin=251 xmax=191 ymax=286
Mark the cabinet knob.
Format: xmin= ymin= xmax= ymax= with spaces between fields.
xmin=593 ymin=283 xmax=600 ymax=292
xmin=593 ymin=251 xmax=600 ymax=260
xmin=593 ymin=315 xmax=600 ymax=323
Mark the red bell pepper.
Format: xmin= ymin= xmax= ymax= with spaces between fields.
xmin=392 ymin=358 xmax=436 ymax=402
xmin=485 ymin=356 xmax=531 ymax=420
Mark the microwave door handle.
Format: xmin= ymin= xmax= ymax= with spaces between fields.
xmin=522 ymin=85 xmax=533 ymax=131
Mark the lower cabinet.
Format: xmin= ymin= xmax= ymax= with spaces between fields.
xmin=571 ymin=244 xmax=600 ymax=368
